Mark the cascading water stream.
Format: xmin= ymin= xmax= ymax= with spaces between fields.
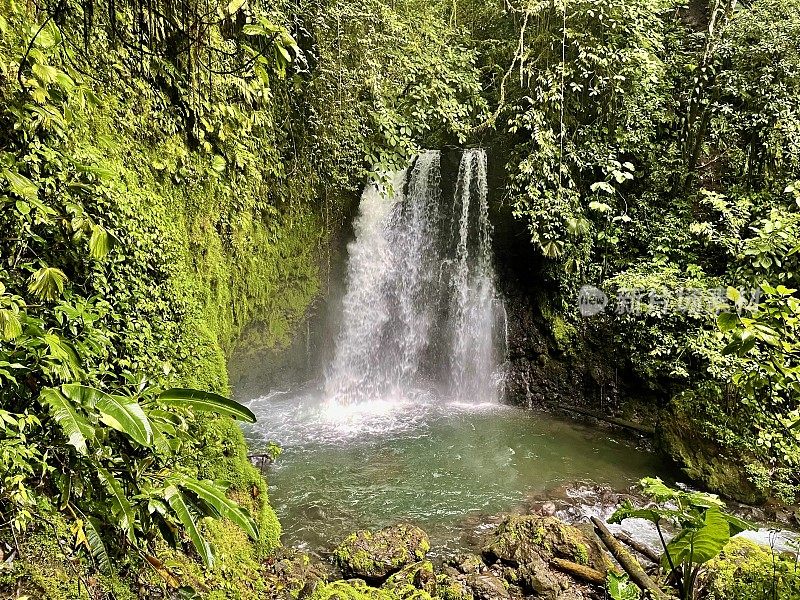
xmin=324 ymin=149 xmax=505 ymax=407
xmin=237 ymin=151 xmax=674 ymax=555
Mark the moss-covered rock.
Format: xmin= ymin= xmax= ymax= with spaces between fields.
xmin=309 ymin=579 xmax=434 ymax=600
xmin=481 ymin=515 xmax=611 ymax=598
xmin=705 ymin=537 xmax=800 ymax=600
xmin=657 ymin=398 xmax=766 ymax=504
xmin=334 ymin=524 xmax=431 ymax=581
xmin=516 ymin=554 xmax=561 ymax=599
xmin=436 ymin=571 xmax=474 ymax=600
xmin=450 ymin=553 xmax=485 ymax=575
xmin=383 ymin=561 xmax=438 ymax=596
xmin=482 ymin=515 xmax=608 ymax=571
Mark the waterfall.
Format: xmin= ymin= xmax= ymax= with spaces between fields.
xmin=325 ymin=149 xmax=504 ymax=406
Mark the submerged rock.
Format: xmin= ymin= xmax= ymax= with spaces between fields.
xmin=334 ymin=524 xmax=431 ymax=581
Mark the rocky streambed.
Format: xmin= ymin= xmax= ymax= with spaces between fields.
xmin=260 ymin=498 xmax=800 ymax=600
xmin=262 ymin=514 xmax=614 ymax=600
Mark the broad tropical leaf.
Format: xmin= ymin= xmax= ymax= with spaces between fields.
xmin=609 ymin=499 xmax=683 ymax=525
xmin=159 ymin=388 xmax=256 ymax=422
xmin=164 ymin=485 xmax=213 ymax=568
xmin=721 ymin=512 xmax=755 ymax=536
xmin=663 ymin=507 xmax=730 ymax=568
xmin=96 ymin=464 xmax=137 ymax=544
xmin=606 ymin=572 xmax=640 ymax=600
xmin=62 ymin=384 xmax=153 ymax=446
xmin=173 ymin=477 xmax=258 ymax=540
xmin=0 ymin=309 xmax=22 ymax=340
xmin=28 ymin=267 xmax=67 ymax=300
xmin=39 ymin=388 xmax=93 ymax=455
xmin=2 ymin=168 xmax=39 ymax=201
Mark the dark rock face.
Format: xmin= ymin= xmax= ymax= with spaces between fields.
xmin=495 ymin=265 xmax=625 ymax=412
xmin=333 ymin=523 xmax=431 ymax=581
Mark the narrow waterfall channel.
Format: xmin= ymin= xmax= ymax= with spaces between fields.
xmin=238 ymin=151 xmax=666 ymax=554
xmin=325 ymin=149 xmax=505 ymax=407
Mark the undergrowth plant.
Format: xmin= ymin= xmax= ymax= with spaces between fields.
xmin=610 ymin=477 xmax=754 ymax=600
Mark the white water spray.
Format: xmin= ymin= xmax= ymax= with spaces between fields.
xmin=325 ymin=149 xmax=504 ymax=406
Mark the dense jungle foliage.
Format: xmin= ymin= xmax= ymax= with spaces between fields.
xmin=0 ymin=0 xmax=799 ymax=596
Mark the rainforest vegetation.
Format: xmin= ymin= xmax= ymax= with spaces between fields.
xmin=0 ymin=0 xmax=799 ymax=597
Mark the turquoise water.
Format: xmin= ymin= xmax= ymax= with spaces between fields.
xmin=242 ymin=393 xmax=665 ymax=554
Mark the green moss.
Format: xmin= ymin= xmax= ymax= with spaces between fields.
xmin=0 ymin=509 xmax=137 ymax=600
xmin=551 ymin=315 xmax=577 ymax=351
xmin=417 ymin=537 xmax=431 ymax=558
xmin=434 ymin=575 xmax=471 ymax=600
xmin=147 ymin=517 xmax=273 ymax=600
xmin=334 ymin=526 xmax=431 ymax=580
xmin=706 ymin=538 xmax=800 ymax=600
xmin=573 ymin=542 xmax=589 ymax=566
xmin=658 ymin=393 xmax=766 ymax=504
xmin=309 ymin=580 xmax=434 ymax=600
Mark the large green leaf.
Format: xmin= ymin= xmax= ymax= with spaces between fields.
xmin=164 ymin=485 xmax=213 ymax=568
xmin=606 ymin=572 xmax=640 ymax=600
xmin=84 ymin=517 xmax=112 ymax=574
xmin=88 ymin=224 xmax=115 ymax=259
xmin=609 ymin=499 xmax=683 ymax=525
xmin=663 ymin=507 xmax=730 ymax=568
xmin=0 ymin=308 xmax=23 ymax=340
xmin=2 ymin=168 xmax=39 ymax=201
xmin=159 ymin=388 xmax=256 ymax=423
xmin=62 ymin=384 xmax=153 ymax=446
xmin=95 ymin=464 xmax=136 ymax=544
xmin=28 ymin=267 xmax=67 ymax=300
xmin=39 ymin=388 xmax=94 ymax=455
xmin=173 ymin=477 xmax=258 ymax=540
xmin=722 ymin=512 xmax=756 ymax=536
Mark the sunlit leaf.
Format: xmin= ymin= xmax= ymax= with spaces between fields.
xmin=164 ymin=485 xmax=213 ymax=567
xmin=159 ymin=388 xmax=256 ymax=422
xmin=89 ymin=224 xmax=115 ymax=259
xmin=173 ymin=476 xmax=258 ymax=540
xmin=39 ymin=388 xmax=94 ymax=455
xmin=28 ymin=267 xmax=67 ymax=300
xmin=62 ymin=384 xmax=153 ymax=446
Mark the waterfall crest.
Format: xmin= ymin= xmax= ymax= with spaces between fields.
xmin=325 ymin=149 xmax=504 ymax=406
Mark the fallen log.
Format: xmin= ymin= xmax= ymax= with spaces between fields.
xmin=551 ymin=558 xmax=606 ymax=585
xmin=549 ymin=402 xmax=655 ymax=435
xmin=615 ymin=531 xmax=661 ymax=564
xmin=591 ymin=516 xmax=673 ymax=600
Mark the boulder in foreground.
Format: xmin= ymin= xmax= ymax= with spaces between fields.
xmin=334 ymin=524 xmax=431 ymax=580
